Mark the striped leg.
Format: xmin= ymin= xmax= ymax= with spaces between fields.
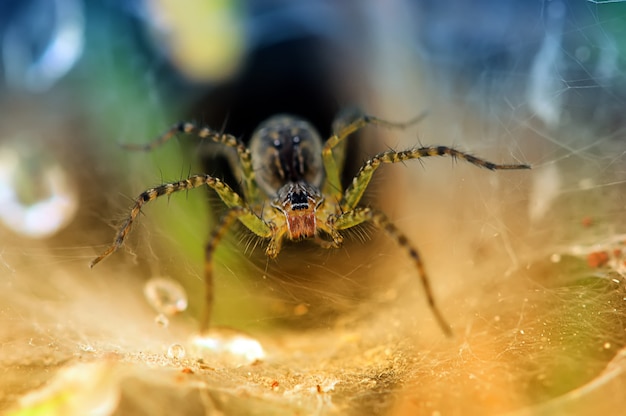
xmin=200 ymin=207 xmax=250 ymax=332
xmin=90 ymin=174 xmax=271 ymax=268
xmin=341 ymin=146 xmax=531 ymax=211
xmin=122 ymin=122 xmax=261 ymax=203
xmin=334 ymin=207 xmax=452 ymax=336
xmin=322 ymin=109 xmax=428 ymax=200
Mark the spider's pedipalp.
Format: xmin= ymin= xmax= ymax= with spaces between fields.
xmin=334 ymin=207 xmax=453 ymax=336
xmin=341 ymin=146 xmax=530 ymax=211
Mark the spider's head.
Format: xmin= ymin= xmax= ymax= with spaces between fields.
xmin=273 ymin=181 xmax=323 ymax=241
xmin=250 ymin=115 xmax=324 ymax=196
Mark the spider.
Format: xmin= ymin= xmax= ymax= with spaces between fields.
xmin=90 ymin=109 xmax=530 ymax=335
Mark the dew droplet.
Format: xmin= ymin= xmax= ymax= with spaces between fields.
xmin=0 ymin=145 xmax=78 ymax=238
xmin=190 ymin=327 xmax=265 ymax=366
xmin=78 ymin=343 xmax=95 ymax=352
xmin=154 ymin=313 xmax=169 ymax=328
xmin=167 ymin=343 xmax=186 ymax=359
xmin=144 ymin=277 xmax=188 ymax=315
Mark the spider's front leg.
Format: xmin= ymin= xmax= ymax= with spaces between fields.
xmin=90 ymin=174 xmax=271 ymax=268
xmin=91 ymin=174 xmax=273 ymax=332
xmin=341 ymin=146 xmax=530 ymax=211
xmin=334 ymin=207 xmax=453 ymax=336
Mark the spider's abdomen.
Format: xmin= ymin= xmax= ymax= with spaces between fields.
xmin=250 ymin=115 xmax=324 ymax=196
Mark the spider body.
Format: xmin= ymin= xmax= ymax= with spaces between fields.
xmin=251 ymin=116 xmax=324 ymax=193
xmin=252 ymin=116 xmax=327 ymax=243
xmin=91 ymin=109 xmax=530 ymax=335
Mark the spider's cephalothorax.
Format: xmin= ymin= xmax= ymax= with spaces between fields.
xmin=251 ymin=116 xmax=324 ymax=194
xmin=250 ymin=116 xmax=325 ymax=242
xmin=91 ymin=110 xmax=530 ymax=335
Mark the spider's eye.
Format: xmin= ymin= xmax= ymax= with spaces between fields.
xmin=250 ymin=115 xmax=323 ymax=195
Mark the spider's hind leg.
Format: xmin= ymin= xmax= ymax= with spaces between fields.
xmin=334 ymin=207 xmax=453 ymax=336
xmin=201 ymin=206 xmax=254 ymax=332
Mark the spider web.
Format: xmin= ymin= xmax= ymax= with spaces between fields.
xmin=3 ymin=1 xmax=626 ymax=415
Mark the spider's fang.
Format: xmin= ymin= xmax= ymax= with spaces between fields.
xmin=286 ymin=210 xmax=317 ymax=240
xmin=285 ymin=186 xmax=317 ymax=239
xmin=274 ymin=181 xmax=322 ymax=241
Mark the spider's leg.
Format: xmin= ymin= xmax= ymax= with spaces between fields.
xmin=322 ymin=108 xmax=428 ymax=200
xmin=315 ymin=216 xmax=344 ymax=249
xmin=201 ymin=206 xmax=252 ymax=332
xmin=122 ymin=122 xmax=261 ymax=204
xmin=313 ymin=236 xmax=341 ymax=249
xmin=90 ymin=174 xmax=271 ymax=268
xmin=334 ymin=207 xmax=452 ymax=336
xmin=342 ymin=146 xmax=530 ymax=211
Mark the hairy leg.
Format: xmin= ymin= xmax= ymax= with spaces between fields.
xmin=122 ymin=122 xmax=261 ymax=203
xmin=322 ymin=109 xmax=428 ymax=200
xmin=334 ymin=207 xmax=453 ymax=336
xmin=341 ymin=146 xmax=530 ymax=211
xmin=90 ymin=174 xmax=271 ymax=268
xmin=200 ymin=207 xmax=251 ymax=332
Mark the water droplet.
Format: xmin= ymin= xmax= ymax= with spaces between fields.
xmin=154 ymin=313 xmax=169 ymax=328
xmin=78 ymin=343 xmax=95 ymax=352
xmin=0 ymin=145 xmax=77 ymax=238
xmin=144 ymin=277 xmax=188 ymax=315
xmin=190 ymin=327 xmax=265 ymax=366
xmin=167 ymin=343 xmax=186 ymax=359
